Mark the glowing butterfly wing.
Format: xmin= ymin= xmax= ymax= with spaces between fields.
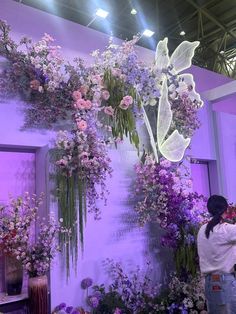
xmin=157 ymin=79 xmax=172 ymax=145
xmin=170 ymin=41 xmax=200 ymax=73
xmin=141 ymin=103 xmax=159 ymax=163
xmin=178 ymin=73 xmax=203 ymax=105
xmin=155 ymin=37 xmax=170 ymax=70
xmin=157 ymin=79 xmax=190 ymax=162
xmin=159 ymin=130 xmax=190 ymax=162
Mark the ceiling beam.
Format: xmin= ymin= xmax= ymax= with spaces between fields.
xmin=185 ymin=0 xmax=236 ymax=41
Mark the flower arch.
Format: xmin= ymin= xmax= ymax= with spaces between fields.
xmin=0 ymin=20 xmax=206 ymax=275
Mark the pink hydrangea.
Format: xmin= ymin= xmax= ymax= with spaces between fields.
xmin=77 ymin=120 xmax=87 ymax=131
xmin=104 ymin=106 xmax=114 ymax=116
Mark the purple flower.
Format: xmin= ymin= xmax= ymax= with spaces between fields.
xmin=55 ymin=303 xmax=66 ymax=311
xmin=66 ymin=306 xmax=74 ymax=313
xmin=88 ymin=295 xmax=99 ymax=308
xmin=93 ymin=290 xmax=102 ymax=300
xmin=81 ymin=277 xmax=93 ymax=289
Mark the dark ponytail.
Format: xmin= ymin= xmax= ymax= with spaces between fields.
xmin=205 ymin=195 xmax=228 ymax=239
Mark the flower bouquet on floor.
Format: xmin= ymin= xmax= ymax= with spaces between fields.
xmin=0 ymin=193 xmax=43 ymax=295
xmin=52 ymin=303 xmax=90 ymax=314
xmin=22 ymin=216 xmax=70 ymax=314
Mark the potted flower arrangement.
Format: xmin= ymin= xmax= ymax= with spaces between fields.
xmin=0 ymin=192 xmax=42 ymax=295
xmin=22 ymin=216 xmax=69 ymax=314
xmin=0 ymin=192 xmax=69 ymax=314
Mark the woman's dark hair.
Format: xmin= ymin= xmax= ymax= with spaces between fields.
xmin=205 ymin=195 xmax=228 ymax=238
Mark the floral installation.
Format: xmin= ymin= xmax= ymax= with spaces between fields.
xmin=134 ymin=155 xmax=208 ymax=276
xmin=88 ymin=261 xmax=207 ymax=313
xmin=0 ymin=192 xmax=69 ymax=278
xmin=53 ymin=110 xmax=112 ymax=271
xmin=54 ymin=260 xmax=207 ymax=313
xmin=143 ymin=38 xmax=203 ymax=163
xmin=0 ymin=20 xmax=74 ymax=128
xmin=52 ymin=302 xmax=89 ymax=314
xmin=0 ymin=192 xmax=43 ymax=258
xmin=21 ymin=215 xmax=69 ymax=278
xmin=0 ymin=20 xmax=202 ymax=155
xmin=167 ymin=273 xmax=207 ymax=313
xmin=0 ymin=19 xmax=205 ymax=287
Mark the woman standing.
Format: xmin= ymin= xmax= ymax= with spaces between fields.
xmin=197 ymin=195 xmax=236 ymax=314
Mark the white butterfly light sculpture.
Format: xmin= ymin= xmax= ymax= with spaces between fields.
xmin=142 ymin=38 xmax=203 ymax=163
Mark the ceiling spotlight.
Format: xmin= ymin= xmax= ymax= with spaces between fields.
xmin=96 ymin=8 xmax=109 ymax=18
xmin=143 ymin=29 xmax=155 ymax=37
xmin=131 ymin=8 xmax=137 ymax=15
xmin=180 ymin=30 xmax=186 ymax=36
xmin=220 ymin=50 xmax=224 ymax=54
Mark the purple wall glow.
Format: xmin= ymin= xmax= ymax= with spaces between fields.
xmin=1 ymin=0 xmax=236 ymax=309
xmin=191 ymin=163 xmax=210 ymax=197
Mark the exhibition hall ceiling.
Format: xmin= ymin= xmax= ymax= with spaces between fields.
xmin=14 ymin=0 xmax=236 ymax=78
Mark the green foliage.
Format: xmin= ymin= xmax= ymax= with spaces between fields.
xmin=103 ymin=70 xmax=140 ymax=149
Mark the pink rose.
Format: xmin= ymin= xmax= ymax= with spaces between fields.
xmin=74 ymin=99 xmax=87 ymax=110
xmin=123 ymin=95 xmax=133 ymax=105
xmin=84 ymin=100 xmax=92 ymax=110
xmin=119 ymin=95 xmax=133 ymax=110
xmin=104 ymin=106 xmax=114 ymax=116
xmin=79 ymin=85 xmax=89 ymax=96
xmin=77 ymin=120 xmax=87 ymax=131
xmin=91 ymin=74 xmax=102 ymax=85
xmin=72 ymin=90 xmax=82 ymax=101
xmin=101 ymin=90 xmax=110 ymax=100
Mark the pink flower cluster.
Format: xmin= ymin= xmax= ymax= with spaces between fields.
xmin=0 ymin=193 xmax=43 ymax=259
xmin=73 ymin=89 xmax=92 ymax=111
xmin=29 ymin=33 xmax=64 ymax=91
xmin=21 ymin=216 xmax=69 ymax=278
xmin=119 ymin=95 xmax=133 ymax=110
xmin=0 ymin=192 xmax=68 ymax=278
xmin=55 ymin=124 xmax=112 ymax=219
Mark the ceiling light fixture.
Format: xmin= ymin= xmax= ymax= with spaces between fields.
xmin=180 ymin=30 xmax=186 ymax=36
xmin=96 ymin=8 xmax=109 ymax=18
xmin=131 ymin=8 xmax=137 ymax=15
xmin=143 ymin=29 xmax=155 ymax=37
xmin=220 ymin=50 xmax=224 ymax=54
